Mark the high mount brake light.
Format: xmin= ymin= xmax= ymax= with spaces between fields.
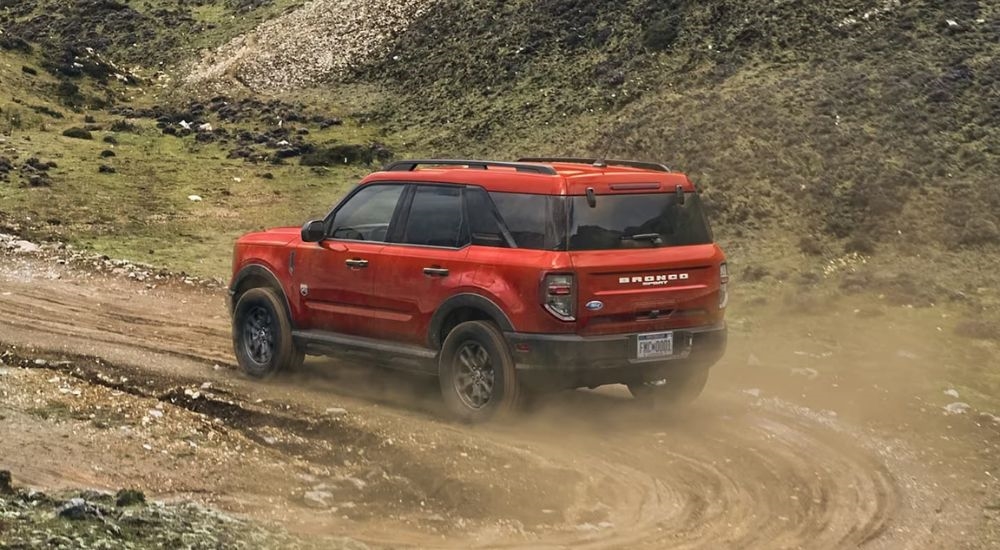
xmin=543 ymin=274 xmax=576 ymax=321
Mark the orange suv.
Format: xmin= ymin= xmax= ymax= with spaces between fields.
xmin=229 ymin=158 xmax=728 ymax=421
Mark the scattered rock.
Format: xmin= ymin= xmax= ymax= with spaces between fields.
xmin=99 ymin=150 xmax=116 ymax=158
xmin=325 ymin=407 xmax=347 ymax=416
xmin=944 ymin=389 xmax=960 ymax=399
xmin=24 ymin=157 xmax=56 ymax=172
xmin=743 ymin=388 xmax=762 ymax=398
xmin=13 ymin=240 xmax=40 ymax=253
xmin=943 ymin=402 xmax=971 ymax=415
xmin=98 ymin=164 xmax=117 ymax=174
xmin=58 ymin=497 xmax=100 ymax=520
xmin=791 ymin=367 xmax=820 ymax=380
xmin=187 ymin=195 xmax=203 ymax=202
xmin=303 ymin=490 xmax=334 ymax=508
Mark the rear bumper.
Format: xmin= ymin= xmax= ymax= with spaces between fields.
xmin=505 ymin=322 xmax=727 ymax=373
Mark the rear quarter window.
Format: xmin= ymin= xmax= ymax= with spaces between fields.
xmin=489 ymin=192 xmax=565 ymax=250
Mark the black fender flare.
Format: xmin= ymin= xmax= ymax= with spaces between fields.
xmin=427 ymin=293 xmax=515 ymax=350
xmin=229 ymin=264 xmax=293 ymax=321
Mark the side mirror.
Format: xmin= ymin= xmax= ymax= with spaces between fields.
xmin=301 ymin=219 xmax=326 ymax=243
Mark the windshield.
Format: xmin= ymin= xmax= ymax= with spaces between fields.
xmin=567 ymin=193 xmax=713 ymax=250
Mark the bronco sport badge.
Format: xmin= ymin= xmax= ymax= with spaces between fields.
xmin=619 ymin=274 xmax=690 ymax=287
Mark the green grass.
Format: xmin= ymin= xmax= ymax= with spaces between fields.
xmin=1 ymin=47 xmax=396 ymax=278
xmin=0 ymin=112 xmax=376 ymax=277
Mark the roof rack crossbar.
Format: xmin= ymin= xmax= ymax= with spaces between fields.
xmin=384 ymin=159 xmax=558 ymax=175
xmin=517 ymin=157 xmax=671 ymax=172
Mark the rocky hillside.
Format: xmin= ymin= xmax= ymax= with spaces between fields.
xmin=181 ymin=0 xmax=1000 ymax=256
xmin=1 ymin=0 xmax=999 ymax=297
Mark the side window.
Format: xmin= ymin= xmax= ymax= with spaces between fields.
xmin=330 ymin=184 xmax=404 ymax=242
xmin=489 ymin=192 xmax=565 ymax=250
xmin=466 ymin=187 xmax=509 ymax=247
xmin=402 ymin=186 xmax=467 ymax=248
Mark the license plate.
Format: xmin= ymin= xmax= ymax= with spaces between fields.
xmin=637 ymin=332 xmax=673 ymax=360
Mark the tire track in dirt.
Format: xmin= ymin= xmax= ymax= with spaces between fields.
xmin=0 ymin=253 xmax=976 ymax=548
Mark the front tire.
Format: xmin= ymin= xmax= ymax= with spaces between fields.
xmin=627 ymin=362 xmax=710 ymax=408
xmin=232 ymin=287 xmax=303 ymax=378
xmin=439 ymin=321 xmax=519 ymax=422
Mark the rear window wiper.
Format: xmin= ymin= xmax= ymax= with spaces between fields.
xmin=622 ymin=233 xmax=662 ymax=243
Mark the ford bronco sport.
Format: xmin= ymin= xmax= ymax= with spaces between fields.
xmin=229 ymin=158 xmax=728 ymax=421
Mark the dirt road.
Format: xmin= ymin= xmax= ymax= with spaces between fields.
xmin=1 ymin=248 xmax=997 ymax=548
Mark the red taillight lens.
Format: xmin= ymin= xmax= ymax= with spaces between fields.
xmin=543 ymin=273 xmax=576 ymax=321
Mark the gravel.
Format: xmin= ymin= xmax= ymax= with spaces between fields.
xmin=186 ymin=0 xmax=437 ymax=92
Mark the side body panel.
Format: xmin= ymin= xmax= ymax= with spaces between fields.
xmin=371 ymin=245 xmax=476 ymax=345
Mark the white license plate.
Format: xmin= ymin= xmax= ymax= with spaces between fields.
xmin=637 ymin=332 xmax=674 ymax=359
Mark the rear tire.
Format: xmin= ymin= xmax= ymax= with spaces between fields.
xmin=233 ymin=287 xmax=303 ymax=378
xmin=627 ymin=362 xmax=710 ymax=408
xmin=439 ymin=321 xmax=519 ymax=423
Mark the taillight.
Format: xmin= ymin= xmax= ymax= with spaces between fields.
xmin=719 ymin=262 xmax=729 ymax=309
xmin=543 ymin=273 xmax=576 ymax=321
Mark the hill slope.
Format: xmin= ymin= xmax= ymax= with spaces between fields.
xmin=1 ymin=0 xmax=999 ymax=304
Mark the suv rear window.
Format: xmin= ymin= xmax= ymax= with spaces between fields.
xmin=568 ymin=193 xmax=713 ymax=250
xmin=475 ymin=191 xmax=713 ymax=251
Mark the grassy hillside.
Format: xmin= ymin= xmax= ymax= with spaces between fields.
xmin=366 ymin=0 xmax=1000 ymax=252
xmin=1 ymin=0 xmax=999 ymax=317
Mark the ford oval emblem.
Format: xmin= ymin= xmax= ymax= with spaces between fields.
xmin=585 ymin=300 xmax=604 ymax=311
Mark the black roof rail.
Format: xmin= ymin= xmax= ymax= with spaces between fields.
xmin=383 ymin=159 xmax=558 ymax=176
xmin=517 ymin=157 xmax=671 ymax=172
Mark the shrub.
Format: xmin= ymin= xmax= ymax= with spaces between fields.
xmin=642 ymin=15 xmax=682 ymax=52
xmin=62 ymin=127 xmax=93 ymax=140
xmin=300 ymin=143 xmax=391 ymax=167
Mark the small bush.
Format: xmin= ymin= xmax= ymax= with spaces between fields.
xmin=56 ymin=81 xmax=80 ymax=99
xmin=959 ymin=218 xmax=1000 ymax=246
xmin=798 ymin=235 xmax=825 ymax=256
xmin=741 ymin=264 xmax=770 ymax=282
xmin=300 ymin=143 xmax=391 ymax=167
xmin=845 ymin=234 xmax=877 ymax=254
xmin=954 ymin=319 xmax=999 ymax=341
xmin=110 ymin=119 xmax=140 ymax=133
xmin=642 ymin=16 xmax=682 ymax=52
xmin=62 ymin=127 xmax=93 ymax=140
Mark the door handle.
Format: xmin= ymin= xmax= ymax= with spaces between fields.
xmin=345 ymin=258 xmax=369 ymax=269
xmin=423 ymin=267 xmax=449 ymax=277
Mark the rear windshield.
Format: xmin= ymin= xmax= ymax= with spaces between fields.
xmin=567 ymin=193 xmax=713 ymax=250
xmin=483 ymin=191 xmax=713 ymax=251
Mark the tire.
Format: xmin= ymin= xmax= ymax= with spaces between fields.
xmin=627 ymin=362 xmax=710 ymax=408
xmin=438 ymin=321 xmax=520 ymax=422
xmin=232 ymin=287 xmax=303 ymax=378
